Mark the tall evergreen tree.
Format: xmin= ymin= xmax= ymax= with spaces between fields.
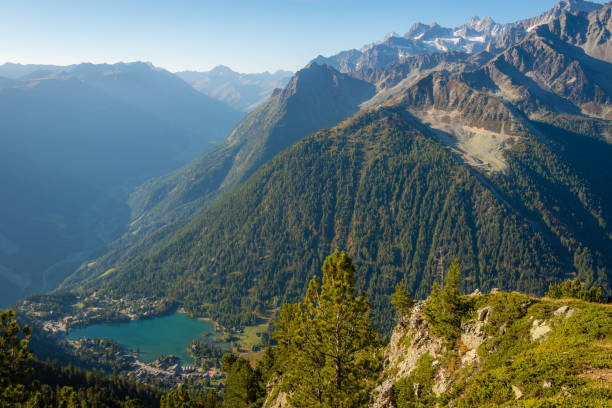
xmin=0 ymin=309 xmax=33 ymax=406
xmin=274 ymin=250 xmax=382 ymax=407
xmin=546 ymin=278 xmax=605 ymax=303
xmin=160 ymin=384 xmax=192 ymax=408
xmin=221 ymin=354 xmax=263 ymax=408
xmin=196 ymin=390 xmax=219 ymax=408
xmin=391 ymin=280 xmax=415 ymax=319
xmin=423 ymin=258 xmax=465 ymax=344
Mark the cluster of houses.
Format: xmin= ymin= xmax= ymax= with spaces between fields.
xmin=129 ymin=355 xmax=225 ymax=382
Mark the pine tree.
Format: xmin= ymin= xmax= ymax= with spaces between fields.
xmin=257 ymin=345 xmax=275 ymax=382
xmin=160 ymin=384 xmax=192 ymax=408
xmin=546 ymin=278 xmax=605 ymax=303
xmin=274 ymin=250 xmax=382 ymax=407
xmin=391 ymin=280 xmax=415 ymax=319
xmin=0 ymin=309 xmax=33 ymax=406
xmin=57 ymin=386 xmax=80 ymax=408
xmin=195 ymin=390 xmax=219 ymax=408
xmin=221 ymin=354 xmax=263 ymax=408
xmin=124 ymin=399 xmax=145 ymax=408
xmin=256 ymin=344 xmax=276 ymax=405
xmin=423 ymin=258 xmax=465 ymax=344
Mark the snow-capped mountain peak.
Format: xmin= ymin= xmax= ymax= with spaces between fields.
xmin=313 ymin=0 xmax=604 ymax=73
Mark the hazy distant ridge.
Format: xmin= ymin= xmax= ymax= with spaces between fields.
xmin=176 ymin=65 xmax=293 ymax=112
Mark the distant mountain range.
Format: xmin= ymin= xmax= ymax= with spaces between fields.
xmin=0 ymin=62 xmax=243 ymax=144
xmin=313 ymin=0 xmax=605 ymax=72
xmin=176 ymin=65 xmax=293 ymax=112
xmin=53 ymin=0 xmax=612 ymax=333
xmin=0 ymin=62 xmax=244 ymax=307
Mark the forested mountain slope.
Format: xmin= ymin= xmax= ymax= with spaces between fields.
xmin=72 ymin=100 xmax=609 ymax=332
xmin=389 ymin=70 xmax=612 ymax=305
xmin=62 ymin=63 xmax=375 ymax=289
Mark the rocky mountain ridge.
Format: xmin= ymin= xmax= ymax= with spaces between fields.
xmin=313 ymin=0 xmax=606 ymax=72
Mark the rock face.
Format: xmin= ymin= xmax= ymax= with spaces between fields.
xmin=460 ymin=307 xmax=490 ymax=366
xmin=530 ymin=305 xmax=581 ymax=341
xmin=545 ymin=3 xmax=612 ymax=63
xmin=371 ymin=301 xmax=490 ymax=408
xmin=381 ymin=302 xmax=445 ymax=380
xmin=554 ymin=305 xmax=579 ymax=317
xmin=530 ymin=318 xmax=553 ymax=341
xmin=262 ymin=375 xmax=290 ymax=408
xmin=512 ymin=384 xmax=524 ymax=399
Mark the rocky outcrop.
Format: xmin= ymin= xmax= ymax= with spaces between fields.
xmin=262 ymin=375 xmax=290 ymax=408
xmin=531 ymin=305 xmax=581 ymax=341
xmin=371 ymin=301 xmax=491 ymax=408
xmin=369 ymin=293 xmax=595 ymax=408
xmin=368 ymin=295 xmax=591 ymax=408
xmin=530 ymin=318 xmax=553 ymax=341
xmin=371 ymin=301 xmax=443 ymax=408
xmin=380 ymin=302 xmax=445 ymax=379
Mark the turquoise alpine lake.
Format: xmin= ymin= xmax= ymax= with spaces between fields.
xmin=67 ymin=313 xmax=228 ymax=364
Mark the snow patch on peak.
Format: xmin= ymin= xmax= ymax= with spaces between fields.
xmin=468 ymin=15 xmax=496 ymax=31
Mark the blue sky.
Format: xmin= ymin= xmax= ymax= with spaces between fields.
xmin=0 ymin=0 xmax=606 ymax=73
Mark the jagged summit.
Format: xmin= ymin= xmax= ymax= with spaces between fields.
xmin=468 ymin=15 xmax=495 ymax=28
xmin=518 ymin=0 xmax=603 ymax=32
xmin=404 ymin=22 xmax=430 ymax=38
xmin=555 ymin=0 xmax=602 ymax=13
xmin=383 ymin=31 xmax=401 ymax=40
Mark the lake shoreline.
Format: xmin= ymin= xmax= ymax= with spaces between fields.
xmin=67 ymin=312 xmax=229 ymax=365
